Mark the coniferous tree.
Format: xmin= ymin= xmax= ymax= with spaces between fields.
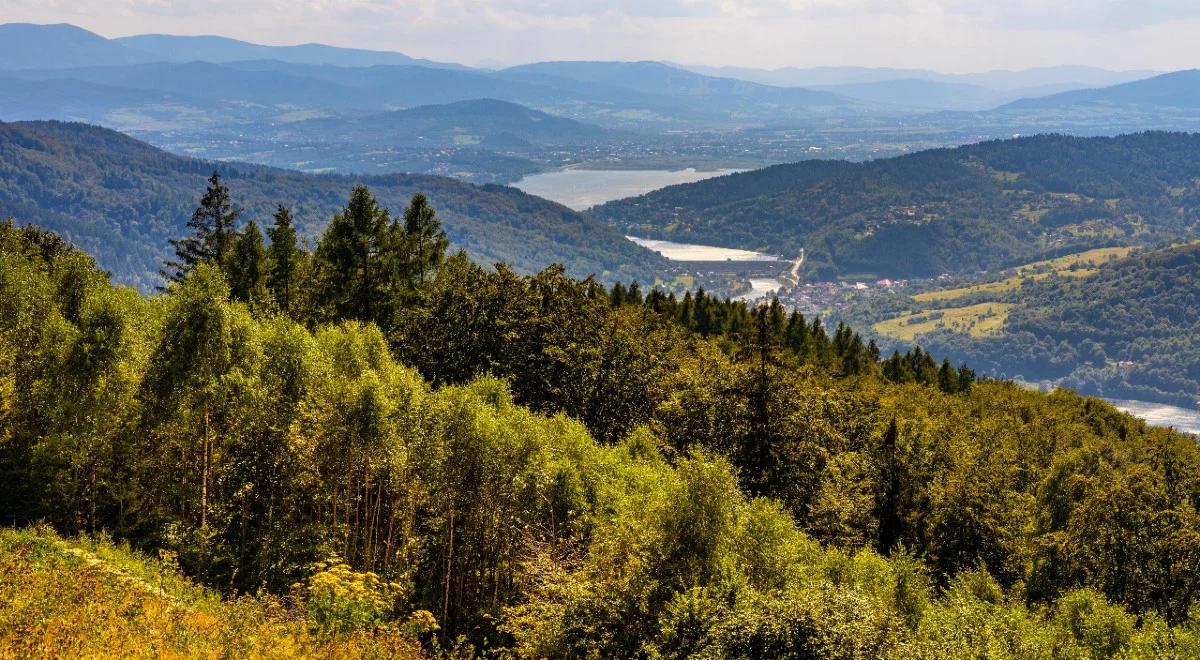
xmin=938 ymin=358 xmax=958 ymax=393
xmin=162 ymin=171 xmax=240 ymax=284
xmin=314 ymin=186 xmax=391 ymax=324
xmin=401 ymin=192 xmax=448 ymax=287
xmin=226 ymin=219 xmax=269 ymax=304
xmin=266 ymin=205 xmax=304 ymax=314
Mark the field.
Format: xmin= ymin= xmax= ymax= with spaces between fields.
xmin=912 ymin=246 xmax=1132 ymax=303
xmin=0 ymin=527 xmax=424 ymax=659
xmin=874 ymin=302 xmax=1014 ymax=341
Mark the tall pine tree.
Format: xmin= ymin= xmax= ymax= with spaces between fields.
xmin=162 ymin=171 xmax=240 ymax=284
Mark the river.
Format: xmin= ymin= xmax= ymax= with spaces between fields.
xmin=513 ymin=168 xmax=740 ymax=211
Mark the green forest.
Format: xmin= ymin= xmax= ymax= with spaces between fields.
xmin=899 ymin=242 xmax=1200 ymax=406
xmin=6 ymin=176 xmax=1200 ymax=658
xmin=592 ymin=132 xmax=1200 ymax=279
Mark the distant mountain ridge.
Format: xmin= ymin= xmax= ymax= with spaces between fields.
xmin=682 ymin=63 xmax=1159 ymax=92
xmin=0 ymin=121 xmax=663 ymax=289
xmin=281 ymin=99 xmax=613 ymax=148
xmin=1001 ymin=70 xmax=1200 ymax=111
xmin=0 ymin=23 xmax=149 ymax=69
xmin=0 ymin=22 xmax=463 ymax=71
xmin=113 ymin=33 xmax=467 ymax=70
xmin=591 ymin=132 xmax=1200 ymax=279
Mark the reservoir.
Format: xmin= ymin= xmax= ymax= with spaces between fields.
xmin=626 ymin=236 xmax=780 ymax=262
xmin=1109 ymin=399 xmax=1200 ymax=437
xmin=513 ymin=168 xmax=740 ymax=210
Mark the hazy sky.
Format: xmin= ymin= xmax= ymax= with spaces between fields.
xmin=6 ymin=0 xmax=1199 ymax=71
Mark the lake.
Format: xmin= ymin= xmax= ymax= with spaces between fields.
xmin=626 ymin=237 xmax=781 ymax=262
xmin=1109 ymin=399 xmax=1200 ymax=437
xmin=513 ymin=168 xmax=740 ymax=210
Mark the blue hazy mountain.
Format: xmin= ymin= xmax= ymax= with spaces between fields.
xmin=281 ymin=99 xmax=613 ymax=148
xmin=683 ymin=63 xmax=1158 ymax=92
xmin=0 ymin=23 xmax=150 ymax=69
xmin=499 ymin=61 xmax=855 ymax=108
xmin=0 ymin=22 xmax=464 ymax=71
xmin=1000 ymin=70 xmax=1200 ymax=111
xmin=113 ymin=33 xmax=467 ymax=70
xmin=810 ymin=79 xmax=1012 ymax=111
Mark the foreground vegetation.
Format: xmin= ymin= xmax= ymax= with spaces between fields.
xmin=6 ymin=177 xmax=1200 ymax=656
xmin=0 ymin=526 xmax=425 ymax=658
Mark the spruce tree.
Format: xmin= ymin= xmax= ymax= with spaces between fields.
xmin=162 ymin=171 xmax=240 ymax=284
xmin=315 ymin=185 xmax=390 ymax=323
xmin=227 ymin=219 xmax=269 ymax=304
xmin=401 ymin=192 xmax=448 ymax=286
xmin=266 ymin=205 xmax=303 ymax=314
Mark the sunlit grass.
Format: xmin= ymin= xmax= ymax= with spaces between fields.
xmin=874 ymin=302 xmax=1014 ymax=341
xmin=912 ymin=246 xmax=1132 ymax=303
xmin=0 ymin=526 xmax=423 ymax=659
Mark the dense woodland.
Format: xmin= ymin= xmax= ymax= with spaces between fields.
xmin=908 ymin=242 xmax=1200 ymax=406
xmin=6 ymin=173 xmax=1200 ymax=657
xmin=592 ymin=132 xmax=1200 ymax=279
xmin=0 ymin=120 xmax=663 ymax=290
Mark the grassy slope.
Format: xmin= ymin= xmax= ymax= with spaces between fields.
xmin=0 ymin=526 xmax=422 ymax=659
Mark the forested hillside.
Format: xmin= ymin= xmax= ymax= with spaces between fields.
xmin=279 ymin=98 xmax=613 ymax=148
xmin=0 ymin=120 xmax=662 ymax=289
xmin=903 ymin=242 xmax=1200 ymax=406
xmin=6 ymin=184 xmax=1200 ymax=656
xmin=592 ymin=132 xmax=1200 ymax=279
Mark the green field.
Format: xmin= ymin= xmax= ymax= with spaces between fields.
xmin=912 ymin=247 xmax=1132 ymax=303
xmin=874 ymin=302 xmax=1014 ymax=341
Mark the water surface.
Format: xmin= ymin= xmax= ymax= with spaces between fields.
xmin=626 ymin=237 xmax=780 ymax=262
xmin=514 ymin=168 xmax=739 ymax=210
xmin=735 ymin=278 xmax=784 ymax=302
xmin=1109 ymin=399 xmax=1200 ymax=436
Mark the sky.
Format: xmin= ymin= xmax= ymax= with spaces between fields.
xmin=5 ymin=0 xmax=1200 ymax=71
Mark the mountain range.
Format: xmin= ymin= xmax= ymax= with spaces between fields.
xmin=0 ymin=121 xmax=663 ymax=290
xmin=0 ymin=22 xmax=464 ymax=70
xmin=4 ymin=22 xmax=1200 ymax=189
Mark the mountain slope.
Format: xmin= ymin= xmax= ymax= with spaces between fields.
xmin=8 ymin=62 xmax=364 ymax=109
xmin=897 ymin=242 xmax=1200 ymax=406
xmin=0 ymin=121 xmax=663 ymax=289
xmin=0 ymin=23 xmax=149 ymax=69
xmin=813 ymin=79 xmax=1010 ymax=111
xmin=682 ymin=64 xmax=1158 ymax=93
xmin=1002 ymin=70 xmax=1200 ymax=111
xmin=282 ymin=98 xmax=613 ymax=148
xmin=113 ymin=33 xmax=464 ymax=69
xmin=591 ymin=132 xmax=1200 ymax=279
xmin=498 ymin=61 xmax=864 ymax=119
